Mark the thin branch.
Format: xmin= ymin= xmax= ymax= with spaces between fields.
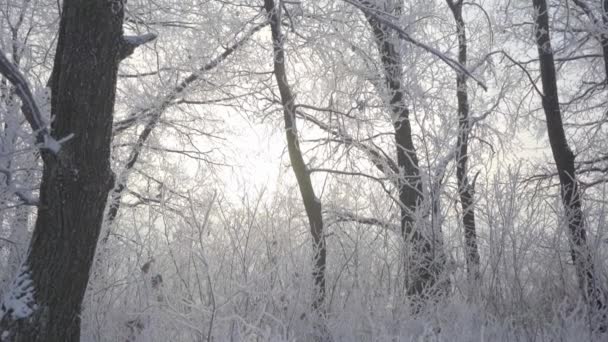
xmin=113 ymin=19 xmax=266 ymax=134
xmin=344 ymin=0 xmax=488 ymax=90
xmin=296 ymin=110 xmax=399 ymax=179
xmin=309 ymin=167 xmax=389 ymax=183
xmin=326 ymin=210 xmax=399 ymax=232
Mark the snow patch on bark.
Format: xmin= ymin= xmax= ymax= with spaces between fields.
xmin=42 ymin=135 xmax=62 ymax=154
xmin=0 ymin=265 xmax=37 ymax=321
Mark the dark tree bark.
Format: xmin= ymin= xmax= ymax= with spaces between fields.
xmin=605 ymin=0 xmax=608 ymax=79
xmin=532 ymin=0 xmax=606 ymax=331
xmin=446 ymin=0 xmax=481 ymax=286
xmin=361 ymin=3 xmax=445 ymax=299
xmin=263 ymin=0 xmax=327 ymax=315
xmin=0 ymin=1 xmax=152 ymax=340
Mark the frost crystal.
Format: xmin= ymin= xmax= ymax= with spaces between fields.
xmin=0 ymin=265 xmax=37 ymax=321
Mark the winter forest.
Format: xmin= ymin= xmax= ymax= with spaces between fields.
xmin=0 ymin=0 xmax=607 ymax=341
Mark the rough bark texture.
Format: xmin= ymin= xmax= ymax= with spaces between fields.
xmin=0 ymin=1 xmax=125 ymax=340
xmin=605 ymin=0 xmax=608 ymax=79
xmin=446 ymin=0 xmax=481 ymax=285
xmin=362 ymin=5 xmax=445 ymax=299
xmin=532 ymin=0 xmax=606 ymax=331
xmin=263 ymin=0 xmax=327 ymax=315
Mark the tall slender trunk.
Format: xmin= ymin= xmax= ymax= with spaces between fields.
xmin=263 ymin=0 xmax=327 ymax=315
xmin=446 ymin=0 xmax=481 ymax=286
xmin=362 ymin=7 xmax=445 ymax=299
xmin=532 ymin=0 xmax=606 ymax=331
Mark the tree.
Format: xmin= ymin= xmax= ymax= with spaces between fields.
xmin=263 ymin=0 xmax=328 ymax=319
xmin=357 ymin=0 xmax=446 ymax=299
xmin=446 ymin=0 xmax=481 ymax=288
xmin=531 ymin=0 xmax=606 ymax=331
xmin=0 ymin=1 xmax=153 ymax=340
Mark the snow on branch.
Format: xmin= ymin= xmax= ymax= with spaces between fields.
xmin=344 ymin=0 xmax=488 ymax=91
xmin=326 ymin=209 xmax=400 ymax=232
xmin=113 ymin=20 xmax=266 ymax=133
xmin=0 ymin=48 xmax=61 ymax=153
xmin=0 ymin=265 xmax=37 ymax=322
xmin=119 ymin=33 xmax=158 ymax=60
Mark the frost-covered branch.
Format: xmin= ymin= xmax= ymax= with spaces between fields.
xmin=113 ymin=20 xmax=266 ymax=134
xmin=102 ymin=18 xmax=266 ymax=243
xmin=309 ymin=167 xmax=390 ymax=183
xmin=118 ymin=33 xmax=158 ymax=60
xmin=326 ymin=209 xmax=400 ymax=232
xmin=344 ymin=0 xmax=488 ymax=91
xmin=296 ymin=109 xmax=399 ymax=182
xmin=0 ymin=265 xmax=37 ymax=326
xmin=0 ymin=47 xmax=60 ymax=153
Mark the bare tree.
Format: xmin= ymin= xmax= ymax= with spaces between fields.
xmin=263 ymin=0 xmax=328 ymax=320
xmin=531 ymin=0 xmax=606 ymax=332
xmin=446 ymin=0 xmax=481 ymax=288
xmin=0 ymin=1 xmax=153 ymax=340
xmin=357 ymin=0 xmax=446 ymax=299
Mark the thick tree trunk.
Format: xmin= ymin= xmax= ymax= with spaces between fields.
xmin=363 ymin=9 xmax=445 ymax=299
xmin=532 ymin=0 xmax=606 ymax=331
xmin=602 ymin=0 xmax=608 ymax=80
xmin=263 ymin=0 xmax=327 ymax=315
xmin=0 ymin=1 xmax=128 ymax=340
xmin=447 ymin=0 xmax=481 ymax=286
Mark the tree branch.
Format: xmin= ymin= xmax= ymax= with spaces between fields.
xmin=0 ymin=47 xmax=60 ymax=152
xmin=344 ymin=0 xmax=488 ymax=91
xmin=118 ymin=33 xmax=158 ymax=60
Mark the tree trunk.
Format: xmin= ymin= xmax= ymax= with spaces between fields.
xmin=447 ymin=0 xmax=481 ymax=287
xmin=532 ymin=0 xmax=606 ymax=331
xmin=0 ymin=1 xmax=131 ymax=340
xmin=362 ymin=7 xmax=445 ymax=299
xmin=263 ymin=0 xmax=327 ymax=316
xmin=602 ymin=0 xmax=608 ymax=80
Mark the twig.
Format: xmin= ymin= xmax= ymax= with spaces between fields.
xmin=344 ymin=0 xmax=488 ymax=91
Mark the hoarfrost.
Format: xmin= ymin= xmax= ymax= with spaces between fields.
xmin=0 ymin=265 xmax=37 ymax=321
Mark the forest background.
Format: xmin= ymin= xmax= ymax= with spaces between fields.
xmin=1 ymin=0 xmax=608 ymax=341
